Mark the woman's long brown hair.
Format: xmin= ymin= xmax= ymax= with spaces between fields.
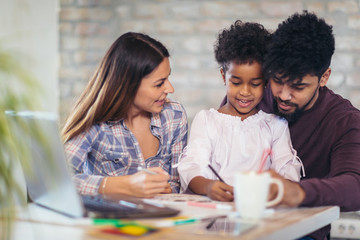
xmin=62 ymin=32 xmax=169 ymax=142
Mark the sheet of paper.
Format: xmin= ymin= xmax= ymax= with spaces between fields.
xmin=144 ymin=193 xmax=233 ymax=206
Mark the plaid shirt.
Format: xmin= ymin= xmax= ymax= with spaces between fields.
xmin=64 ymin=100 xmax=188 ymax=195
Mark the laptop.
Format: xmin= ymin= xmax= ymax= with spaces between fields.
xmin=5 ymin=111 xmax=180 ymax=219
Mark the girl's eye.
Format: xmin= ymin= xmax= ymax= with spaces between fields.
xmin=251 ymin=83 xmax=262 ymax=87
xmin=230 ymin=81 xmax=240 ymax=86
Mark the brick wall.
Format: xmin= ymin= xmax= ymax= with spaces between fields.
xmin=59 ymin=0 xmax=360 ymax=126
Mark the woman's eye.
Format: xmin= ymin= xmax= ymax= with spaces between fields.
xmin=155 ymin=82 xmax=164 ymax=88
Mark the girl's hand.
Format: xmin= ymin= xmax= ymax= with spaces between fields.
xmin=206 ymin=180 xmax=234 ymax=202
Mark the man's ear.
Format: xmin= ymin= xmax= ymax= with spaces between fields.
xmin=220 ymin=68 xmax=226 ymax=85
xmin=320 ymin=68 xmax=331 ymax=87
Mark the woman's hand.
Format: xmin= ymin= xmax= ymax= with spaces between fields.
xmin=206 ymin=180 xmax=234 ymax=202
xmin=127 ymin=167 xmax=170 ymax=198
xmin=102 ymin=167 xmax=170 ymax=198
xmin=160 ymin=183 xmax=172 ymax=194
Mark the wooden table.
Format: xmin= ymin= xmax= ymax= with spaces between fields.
xmin=11 ymin=204 xmax=339 ymax=240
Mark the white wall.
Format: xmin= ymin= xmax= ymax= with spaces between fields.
xmin=0 ymin=0 xmax=59 ymax=112
xmin=0 ymin=0 xmax=59 ymax=205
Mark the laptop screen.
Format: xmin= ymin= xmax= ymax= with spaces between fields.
xmin=6 ymin=111 xmax=85 ymax=217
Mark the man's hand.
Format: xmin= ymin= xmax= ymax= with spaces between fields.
xmin=267 ymin=170 xmax=306 ymax=207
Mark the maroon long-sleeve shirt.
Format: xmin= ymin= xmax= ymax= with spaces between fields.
xmin=260 ymin=86 xmax=360 ymax=239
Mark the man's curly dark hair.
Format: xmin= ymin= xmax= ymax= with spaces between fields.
xmin=214 ymin=20 xmax=271 ymax=72
xmin=263 ymin=11 xmax=335 ymax=83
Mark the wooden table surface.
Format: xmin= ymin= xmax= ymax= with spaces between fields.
xmin=11 ymin=204 xmax=339 ymax=240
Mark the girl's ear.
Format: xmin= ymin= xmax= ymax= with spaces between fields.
xmin=220 ymin=68 xmax=226 ymax=85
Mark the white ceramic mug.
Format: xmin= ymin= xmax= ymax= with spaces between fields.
xmin=234 ymin=171 xmax=284 ymax=221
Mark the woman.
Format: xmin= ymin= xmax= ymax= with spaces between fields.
xmin=62 ymin=32 xmax=188 ymax=198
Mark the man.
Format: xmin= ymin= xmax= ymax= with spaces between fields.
xmin=261 ymin=11 xmax=360 ymax=239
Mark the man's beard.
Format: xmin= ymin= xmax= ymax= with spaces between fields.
xmin=273 ymin=98 xmax=304 ymax=123
xmin=272 ymin=85 xmax=319 ymax=123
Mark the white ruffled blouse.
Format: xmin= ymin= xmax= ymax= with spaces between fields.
xmin=177 ymin=109 xmax=303 ymax=193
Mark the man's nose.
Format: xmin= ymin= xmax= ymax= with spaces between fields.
xmin=278 ymin=85 xmax=292 ymax=101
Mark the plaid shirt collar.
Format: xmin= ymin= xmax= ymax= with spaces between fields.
xmin=106 ymin=112 xmax=161 ymax=129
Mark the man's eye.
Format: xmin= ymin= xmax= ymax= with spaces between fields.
xmin=292 ymin=86 xmax=305 ymax=90
xmin=272 ymin=78 xmax=282 ymax=84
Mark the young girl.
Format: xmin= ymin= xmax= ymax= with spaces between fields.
xmin=62 ymin=32 xmax=188 ymax=198
xmin=177 ymin=21 xmax=303 ymax=202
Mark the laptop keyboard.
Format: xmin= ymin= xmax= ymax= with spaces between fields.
xmin=82 ymin=195 xmax=142 ymax=212
xmin=81 ymin=194 xmax=180 ymax=218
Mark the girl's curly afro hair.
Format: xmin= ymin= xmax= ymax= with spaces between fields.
xmin=214 ymin=20 xmax=271 ymax=71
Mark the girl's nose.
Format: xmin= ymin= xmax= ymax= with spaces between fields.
xmin=239 ymin=85 xmax=251 ymax=96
